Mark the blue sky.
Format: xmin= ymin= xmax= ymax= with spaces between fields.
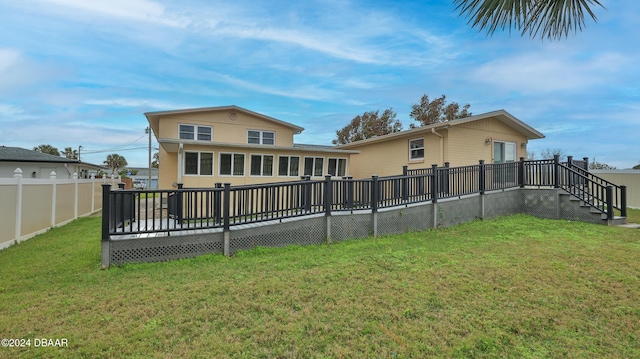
xmin=1 ymin=0 xmax=639 ymax=169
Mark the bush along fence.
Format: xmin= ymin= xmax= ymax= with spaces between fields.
xmin=101 ymin=156 xmax=627 ymax=267
xmin=0 ymin=169 xmax=122 ymax=250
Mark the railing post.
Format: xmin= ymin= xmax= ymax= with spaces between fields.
xmin=479 ymin=160 xmax=485 ymax=194
xmin=621 ymin=185 xmax=627 ymax=218
xmin=583 ymin=157 xmax=589 ymax=171
xmin=324 ymin=175 xmax=332 ymax=216
xmin=371 ymin=175 xmax=379 ymax=213
xmin=518 ymin=157 xmax=525 ymax=188
xmin=214 ymin=183 xmax=222 ymax=224
xmin=606 ymin=185 xmax=614 ymax=220
xmin=431 ymin=164 xmax=438 ymax=203
xmin=101 ymin=184 xmax=111 ymax=241
xmin=301 ymin=176 xmax=312 ymax=212
xmin=553 ymin=155 xmax=560 ymax=189
xmin=223 ymin=183 xmax=231 ymax=256
xmin=101 ymin=183 xmax=112 ymax=269
xmin=567 ymin=156 xmax=573 ymax=167
xmin=402 ymin=170 xmax=409 ymax=203
xmin=402 ymin=165 xmax=408 ymax=176
xmin=176 ymin=183 xmax=184 ymax=224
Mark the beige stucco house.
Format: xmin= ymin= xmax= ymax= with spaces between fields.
xmin=146 ymin=106 xmax=359 ymax=189
xmin=337 ymin=110 xmax=545 ymax=177
xmin=146 ymin=106 xmax=544 ymax=189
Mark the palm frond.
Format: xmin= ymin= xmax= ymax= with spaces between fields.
xmin=453 ymin=0 xmax=605 ymax=40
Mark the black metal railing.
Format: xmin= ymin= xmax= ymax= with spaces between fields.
xmin=102 ymin=156 xmax=627 ymax=239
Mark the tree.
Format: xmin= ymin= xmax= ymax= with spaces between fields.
xmin=118 ymin=168 xmax=138 ymax=177
xmin=589 ymin=158 xmax=616 ymax=170
xmin=33 ymin=144 xmax=60 ymax=156
xmin=151 ymin=151 xmax=159 ymax=168
xmin=409 ymin=94 xmax=471 ymax=128
xmin=104 ymin=154 xmax=128 ymax=175
xmin=333 ymin=108 xmax=402 ymax=145
xmin=453 ymin=0 xmax=605 ymax=41
xmin=62 ymin=147 xmax=78 ymax=160
xmin=633 ymin=164 xmax=640 ymax=170
xmin=539 ymin=148 xmax=567 ymax=160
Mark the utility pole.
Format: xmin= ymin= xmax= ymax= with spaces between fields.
xmin=145 ymin=127 xmax=152 ymax=189
xmin=78 ymin=145 xmax=82 ymax=162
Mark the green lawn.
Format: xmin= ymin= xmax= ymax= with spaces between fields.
xmin=1 ymin=212 xmax=639 ymax=358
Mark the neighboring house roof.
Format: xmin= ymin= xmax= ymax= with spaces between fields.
xmin=0 ymin=146 xmax=107 ymax=170
xmin=145 ymin=105 xmax=305 ymax=136
xmin=0 ymin=146 xmax=78 ymax=163
xmin=127 ymin=167 xmax=159 ymax=177
xmin=336 ymin=110 xmax=545 ymax=149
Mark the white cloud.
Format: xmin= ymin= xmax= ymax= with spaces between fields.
xmin=472 ymin=50 xmax=629 ymax=93
xmin=85 ymin=98 xmax=182 ymax=110
xmin=39 ymin=0 xmax=189 ymax=27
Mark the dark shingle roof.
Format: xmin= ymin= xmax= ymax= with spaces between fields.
xmin=0 ymin=146 xmax=78 ymax=163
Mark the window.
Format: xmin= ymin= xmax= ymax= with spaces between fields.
xmin=250 ymin=154 xmax=274 ymax=176
xmin=493 ymin=141 xmax=516 ymax=163
xmin=184 ymin=152 xmax=213 ymax=176
xmin=219 ymin=153 xmax=245 ymax=176
xmin=278 ymin=156 xmax=300 ymax=177
xmin=409 ymin=138 xmax=424 ymax=160
xmin=179 ymin=124 xmax=212 ymax=141
xmin=327 ymin=158 xmax=347 ymax=177
xmin=247 ymin=130 xmax=275 ymax=145
xmin=304 ymin=157 xmax=324 ymax=177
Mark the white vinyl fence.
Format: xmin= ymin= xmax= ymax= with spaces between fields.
xmin=591 ymin=170 xmax=640 ymax=209
xmin=0 ymin=168 xmax=121 ymax=250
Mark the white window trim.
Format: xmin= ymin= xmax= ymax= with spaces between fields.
xmin=327 ymin=158 xmax=348 ymax=177
xmin=493 ymin=140 xmax=517 ymax=163
xmin=277 ymin=155 xmax=301 ymax=177
xmin=178 ymin=123 xmax=213 ymax=141
xmin=249 ymin=153 xmax=275 ymax=177
xmin=183 ymin=151 xmax=214 ymax=176
xmin=247 ymin=129 xmax=276 ymax=145
xmin=218 ymin=152 xmax=246 ymax=177
xmin=408 ymin=138 xmax=425 ymax=161
xmin=303 ymin=156 xmax=324 ymax=177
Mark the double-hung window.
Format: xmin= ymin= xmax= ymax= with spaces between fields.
xmin=304 ymin=157 xmax=324 ymax=177
xmin=247 ymin=130 xmax=275 ymax=145
xmin=184 ymin=152 xmax=213 ymax=176
xmin=179 ymin=124 xmax=212 ymax=141
xmin=409 ymin=138 xmax=424 ymax=160
xmin=250 ymin=154 xmax=274 ymax=176
xmin=327 ymin=158 xmax=347 ymax=177
xmin=278 ymin=156 xmax=300 ymax=177
xmin=219 ymin=153 xmax=245 ymax=176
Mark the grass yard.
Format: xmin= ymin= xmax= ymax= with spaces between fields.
xmin=1 ymin=211 xmax=639 ymax=358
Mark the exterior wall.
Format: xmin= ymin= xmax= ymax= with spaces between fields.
xmin=0 ymin=162 xmax=72 ymax=179
xmin=158 ymin=110 xmax=295 ymax=147
xmin=347 ymin=131 xmax=445 ymax=179
xmin=160 ymin=144 xmax=352 ymax=188
xmin=447 ymin=118 xmax=528 ymax=166
xmin=591 ymin=170 xmax=640 ymax=208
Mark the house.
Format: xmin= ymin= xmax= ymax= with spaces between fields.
xmin=0 ymin=146 xmax=105 ymax=179
xmin=145 ymin=106 xmax=359 ymax=189
xmin=336 ymin=110 xmax=545 ymax=177
xmin=146 ymin=106 xmax=544 ymax=189
xmin=126 ymin=167 xmax=159 ymax=189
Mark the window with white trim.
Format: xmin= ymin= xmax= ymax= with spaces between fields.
xmin=250 ymin=154 xmax=274 ymax=176
xmin=184 ymin=151 xmax=213 ymax=176
xmin=179 ymin=124 xmax=212 ymax=141
xmin=327 ymin=158 xmax=347 ymax=177
xmin=409 ymin=138 xmax=424 ymax=160
xmin=304 ymin=157 xmax=324 ymax=177
xmin=278 ymin=156 xmax=300 ymax=177
xmin=247 ymin=130 xmax=275 ymax=145
xmin=219 ymin=153 xmax=245 ymax=176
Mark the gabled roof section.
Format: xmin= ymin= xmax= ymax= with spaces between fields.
xmin=145 ymin=105 xmax=305 ymax=137
xmin=0 ymin=146 xmax=77 ymax=163
xmin=336 ymin=109 xmax=544 ymax=149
